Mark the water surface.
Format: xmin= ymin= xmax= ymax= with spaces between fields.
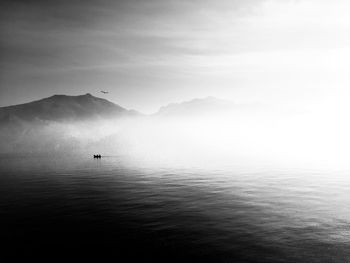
xmin=1 ymin=154 xmax=350 ymax=262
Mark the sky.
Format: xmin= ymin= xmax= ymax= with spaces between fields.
xmin=1 ymin=0 xmax=350 ymax=113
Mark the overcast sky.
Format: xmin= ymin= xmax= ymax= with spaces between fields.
xmin=1 ymin=0 xmax=350 ymax=113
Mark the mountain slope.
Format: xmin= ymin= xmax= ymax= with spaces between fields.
xmin=156 ymin=96 xmax=235 ymax=117
xmin=0 ymin=93 xmax=137 ymax=124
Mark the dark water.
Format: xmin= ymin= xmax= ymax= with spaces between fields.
xmin=1 ymin=155 xmax=350 ymax=262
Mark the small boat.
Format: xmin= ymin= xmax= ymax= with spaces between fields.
xmin=93 ymin=154 xmax=101 ymax=159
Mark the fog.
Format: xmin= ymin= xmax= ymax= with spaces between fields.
xmin=2 ymin=0 xmax=350 ymax=170
xmin=2 ymin=103 xmax=350 ymax=170
xmin=121 ymin=111 xmax=350 ymax=169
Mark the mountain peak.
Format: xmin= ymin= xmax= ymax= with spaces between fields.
xmin=0 ymin=93 xmax=137 ymax=123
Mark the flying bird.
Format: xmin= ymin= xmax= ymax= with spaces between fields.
xmin=100 ymin=91 xmax=109 ymax=94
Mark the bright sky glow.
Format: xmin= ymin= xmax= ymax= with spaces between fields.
xmin=2 ymin=0 xmax=350 ymax=113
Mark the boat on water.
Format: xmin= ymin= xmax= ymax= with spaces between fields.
xmin=93 ymin=154 xmax=102 ymax=159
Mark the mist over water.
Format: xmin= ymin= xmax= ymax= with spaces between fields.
xmin=3 ymin=0 xmax=350 ymax=260
xmin=3 ymin=103 xmax=350 ymax=169
xmin=2 ymin=102 xmax=350 ymax=261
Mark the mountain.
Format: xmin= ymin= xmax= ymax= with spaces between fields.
xmin=155 ymin=96 xmax=236 ymax=117
xmin=0 ymin=93 xmax=141 ymax=153
xmin=0 ymin=94 xmax=260 ymax=154
xmin=0 ymin=93 xmax=138 ymax=124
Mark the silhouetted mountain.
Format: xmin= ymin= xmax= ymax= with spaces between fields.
xmin=0 ymin=93 xmax=138 ymax=124
xmin=156 ymin=96 xmax=235 ymax=117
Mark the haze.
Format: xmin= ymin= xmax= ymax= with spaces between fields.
xmin=2 ymin=0 xmax=350 ymax=169
xmin=1 ymin=0 xmax=350 ymax=114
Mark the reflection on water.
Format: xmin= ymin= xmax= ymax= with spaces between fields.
xmin=1 ymin=154 xmax=350 ymax=262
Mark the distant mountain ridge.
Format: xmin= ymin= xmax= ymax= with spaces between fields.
xmin=0 ymin=93 xmax=138 ymax=124
xmin=0 ymin=93 xmax=259 ymax=154
xmin=0 ymin=94 xmax=254 ymax=124
xmin=156 ymin=96 xmax=235 ymax=117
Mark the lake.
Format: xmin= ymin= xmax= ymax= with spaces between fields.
xmin=1 ymin=154 xmax=350 ymax=262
